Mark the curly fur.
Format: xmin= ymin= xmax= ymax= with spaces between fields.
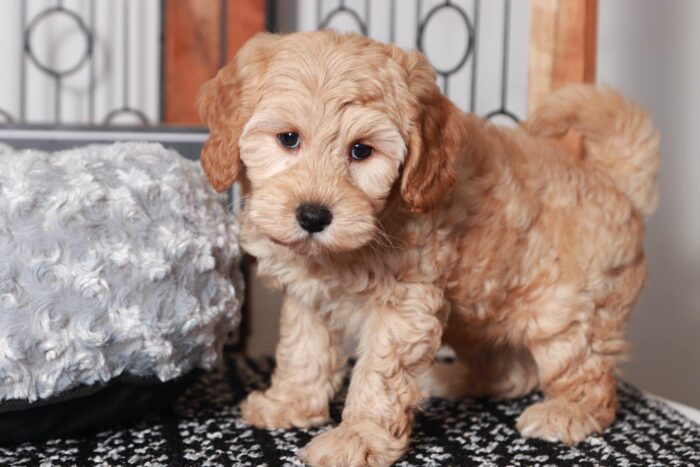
xmin=0 ymin=142 xmax=242 ymax=403
xmin=199 ymin=31 xmax=660 ymax=466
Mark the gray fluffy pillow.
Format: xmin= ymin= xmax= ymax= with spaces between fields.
xmin=0 ymin=142 xmax=242 ymax=402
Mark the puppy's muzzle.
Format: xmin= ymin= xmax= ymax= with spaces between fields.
xmin=296 ymin=203 xmax=332 ymax=233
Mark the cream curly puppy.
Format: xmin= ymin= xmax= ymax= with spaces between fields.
xmin=198 ymin=31 xmax=659 ymax=466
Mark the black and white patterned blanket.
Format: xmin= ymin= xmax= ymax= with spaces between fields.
xmin=1 ymin=351 xmax=699 ymax=466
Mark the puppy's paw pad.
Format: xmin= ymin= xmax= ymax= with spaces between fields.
xmin=300 ymin=425 xmax=380 ymax=467
xmin=516 ymin=399 xmax=604 ymax=445
xmin=240 ymin=390 xmax=328 ymax=430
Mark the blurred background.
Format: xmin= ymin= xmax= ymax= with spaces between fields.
xmin=0 ymin=0 xmax=697 ymax=409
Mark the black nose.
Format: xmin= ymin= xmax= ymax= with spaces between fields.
xmin=296 ymin=203 xmax=332 ymax=233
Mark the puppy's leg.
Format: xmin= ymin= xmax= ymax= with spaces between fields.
xmin=517 ymin=333 xmax=617 ymax=444
xmin=454 ymin=346 xmax=539 ymax=399
xmin=300 ymin=284 xmax=445 ymax=467
xmin=420 ymin=358 xmax=471 ymax=398
xmin=517 ymin=261 xmax=646 ymax=444
xmin=515 ymin=288 xmax=618 ymax=444
xmin=241 ymin=294 xmax=345 ymax=429
xmin=422 ymin=346 xmax=537 ymax=399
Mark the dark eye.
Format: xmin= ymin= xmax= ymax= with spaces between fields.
xmin=350 ymin=143 xmax=373 ymax=161
xmin=277 ymin=132 xmax=300 ymax=149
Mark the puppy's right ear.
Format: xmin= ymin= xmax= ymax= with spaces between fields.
xmin=398 ymin=49 xmax=464 ymax=213
xmin=198 ymin=33 xmax=278 ymax=192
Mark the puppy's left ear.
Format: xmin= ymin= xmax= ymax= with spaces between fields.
xmin=399 ymin=50 xmax=464 ymax=213
xmin=198 ymin=33 xmax=279 ymax=192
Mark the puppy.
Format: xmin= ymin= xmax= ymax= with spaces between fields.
xmin=198 ymin=31 xmax=659 ymax=466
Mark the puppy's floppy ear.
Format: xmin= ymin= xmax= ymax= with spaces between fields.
xmin=198 ymin=33 xmax=279 ymax=192
xmin=399 ymin=50 xmax=464 ymax=213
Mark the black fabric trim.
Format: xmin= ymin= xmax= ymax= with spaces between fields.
xmin=0 ymin=373 xmax=177 ymax=414
xmin=0 ymin=372 xmax=193 ymax=446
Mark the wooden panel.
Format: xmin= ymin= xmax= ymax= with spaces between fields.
xmin=164 ymin=0 xmax=266 ymax=125
xmin=226 ymin=0 xmax=266 ymax=62
xmin=528 ymin=0 xmax=597 ymax=155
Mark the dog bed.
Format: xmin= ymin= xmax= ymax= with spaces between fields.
xmin=1 ymin=349 xmax=698 ymax=466
xmin=0 ymin=142 xmax=243 ymax=443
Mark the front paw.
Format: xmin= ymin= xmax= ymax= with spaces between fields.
xmin=240 ymin=390 xmax=328 ymax=429
xmin=516 ymin=398 xmax=608 ymax=444
xmin=299 ymin=424 xmax=398 ymax=467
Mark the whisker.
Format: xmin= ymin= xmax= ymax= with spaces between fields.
xmin=367 ymin=223 xmax=403 ymax=259
xmin=374 ymin=222 xmax=405 ymax=254
xmin=376 ymin=220 xmax=407 ymax=248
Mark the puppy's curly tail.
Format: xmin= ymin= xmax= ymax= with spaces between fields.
xmin=528 ymin=84 xmax=660 ymax=217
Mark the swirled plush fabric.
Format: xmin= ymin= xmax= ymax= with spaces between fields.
xmin=0 ymin=142 xmax=242 ymax=403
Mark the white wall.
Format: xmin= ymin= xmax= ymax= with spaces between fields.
xmin=597 ymin=0 xmax=700 ymax=408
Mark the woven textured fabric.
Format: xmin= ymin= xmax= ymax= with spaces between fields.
xmin=1 ymin=351 xmax=698 ymax=466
